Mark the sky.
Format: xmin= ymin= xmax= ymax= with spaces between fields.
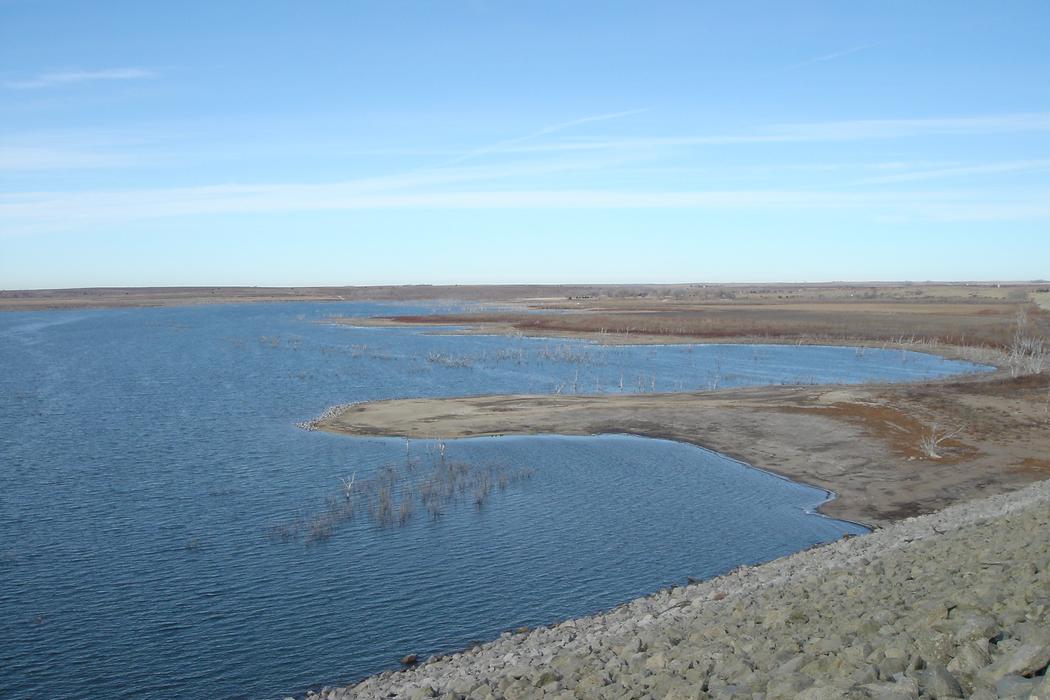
xmin=2 ymin=1 xmax=1049 ymax=288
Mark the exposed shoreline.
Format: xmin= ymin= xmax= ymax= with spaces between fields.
xmin=310 ymin=290 xmax=1050 ymax=527
xmin=310 ymin=354 xmax=1049 ymax=527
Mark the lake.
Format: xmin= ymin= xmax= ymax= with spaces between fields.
xmin=0 ymin=302 xmax=991 ymax=699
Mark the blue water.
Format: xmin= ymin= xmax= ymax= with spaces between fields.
xmin=0 ymin=302 xmax=991 ymax=699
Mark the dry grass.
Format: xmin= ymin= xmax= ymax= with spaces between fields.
xmin=774 ymin=403 xmax=978 ymax=463
xmin=2 ymin=281 xmax=1044 ymax=311
xmin=1017 ymin=458 xmax=1050 ymax=474
xmin=390 ymin=304 xmax=1023 ymax=348
xmin=346 ymin=284 xmax=1050 ymax=363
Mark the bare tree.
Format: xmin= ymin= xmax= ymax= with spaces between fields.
xmin=340 ymin=472 xmax=356 ymax=500
xmin=1008 ymin=309 xmax=1047 ymax=377
xmin=919 ymin=423 xmax=964 ymax=459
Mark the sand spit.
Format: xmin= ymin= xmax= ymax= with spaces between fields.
xmin=311 ymin=370 xmax=1050 ymax=529
xmin=302 ymin=480 xmax=1050 ymax=699
xmin=297 ymin=403 xmax=359 ymax=431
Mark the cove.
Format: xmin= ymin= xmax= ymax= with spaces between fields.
xmin=0 ymin=302 xmax=992 ymax=699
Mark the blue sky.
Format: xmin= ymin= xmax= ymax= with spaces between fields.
xmin=2 ymin=1 xmax=1049 ymax=288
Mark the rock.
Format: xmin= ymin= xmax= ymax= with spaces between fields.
xmin=997 ymin=642 xmax=1050 ymax=677
xmin=574 ymin=671 xmax=611 ymax=692
xmin=994 ymin=674 xmax=1038 ymax=698
xmin=764 ymin=671 xmax=814 ymax=699
xmin=773 ymin=652 xmax=811 ymax=676
xmin=704 ymin=682 xmax=750 ymax=698
xmin=1029 ymin=674 xmax=1050 ymax=700
xmin=407 ymin=686 xmax=436 ymax=700
xmin=914 ymin=632 xmax=954 ymax=665
xmin=502 ymin=679 xmax=532 ymax=699
xmin=877 ymin=655 xmax=909 ymax=680
xmin=795 ymin=684 xmax=851 ymax=700
xmin=532 ymin=670 xmax=562 ymax=688
xmin=944 ymin=613 xmax=998 ymax=644
xmin=965 ymin=689 xmax=996 ymax=700
xmin=621 ymin=636 xmax=644 ymax=654
xmin=644 ymin=651 xmax=668 ymax=672
xmin=401 ymin=654 xmax=419 ymax=666
xmin=917 ymin=663 xmax=963 ymax=698
xmin=446 ymin=678 xmax=476 ymax=695
xmin=859 ymin=680 xmax=920 ymax=700
xmin=947 ymin=639 xmax=991 ymax=676
xmin=663 ymin=688 xmax=704 ymax=700
xmin=850 ymin=664 xmax=879 ymax=685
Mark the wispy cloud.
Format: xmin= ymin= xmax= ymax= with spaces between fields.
xmin=855 ymin=159 xmax=1050 ymax=184
xmin=768 ymin=113 xmax=1050 ymax=140
xmin=471 ymin=112 xmax=1050 ymax=156
xmin=519 ymin=109 xmax=652 ymax=140
xmin=0 ymin=146 xmax=134 ymax=170
xmin=5 ymin=181 xmax=1050 ymax=236
xmin=4 ymin=67 xmax=156 ymax=89
xmin=443 ymin=108 xmax=650 ymax=165
xmin=6 ymin=111 xmax=1046 ymax=174
xmin=0 ymin=129 xmax=160 ymax=171
xmin=773 ymin=43 xmax=880 ymax=75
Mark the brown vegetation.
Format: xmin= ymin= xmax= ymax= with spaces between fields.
xmin=268 ymin=448 xmax=535 ymax=545
xmin=380 ymin=301 xmax=1029 ymax=349
xmin=314 ymin=286 xmax=1050 ymax=528
xmin=771 ymin=402 xmax=978 ymax=463
xmin=2 ymin=281 xmax=1045 ymax=313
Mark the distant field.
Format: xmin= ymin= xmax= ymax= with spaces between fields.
xmin=9 ymin=282 xmax=1047 ymax=355
xmin=0 ymin=281 xmax=1044 ymax=312
xmin=361 ymin=282 xmax=1050 ymax=351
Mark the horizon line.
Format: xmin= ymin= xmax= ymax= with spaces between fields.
xmin=4 ymin=279 xmax=1046 ymax=293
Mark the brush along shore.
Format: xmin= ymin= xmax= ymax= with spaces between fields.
xmin=303 ymin=479 xmax=1050 ymax=700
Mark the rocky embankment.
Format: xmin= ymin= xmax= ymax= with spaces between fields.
xmin=306 ymin=480 xmax=1050 ymax=700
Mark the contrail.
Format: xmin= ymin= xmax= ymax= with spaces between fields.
xmin=442 ymin=108 xmax=651 ymax=165
xmin=773 ymin=43 xmax=880 ymax=75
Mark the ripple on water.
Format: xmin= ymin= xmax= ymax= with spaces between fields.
xmin=0 ymin=302 xmax=991 ymax=699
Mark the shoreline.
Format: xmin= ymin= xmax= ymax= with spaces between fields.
xmin=5 ymin=288 xmax=1043 ymax=696
xmin=302 ymin=322 xmax=1049 ymax=694
xmin=306 ymin=478 xmax=1050 ymax=699
xmin=323 ymin=315 xmax=1010 ymax=368
xmin=312 ymin=306 xmax=1050 ymax=526
xmin=308 ymin=352 xmax=1048 ymax=527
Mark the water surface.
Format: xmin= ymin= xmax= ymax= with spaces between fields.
xmin=0 ymin=302 xmax=990 ymax=699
